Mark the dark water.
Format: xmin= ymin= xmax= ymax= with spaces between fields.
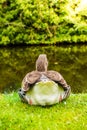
xmin=0 ymin=45 xmax=87 ymax=93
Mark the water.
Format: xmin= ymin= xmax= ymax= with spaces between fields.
xmin=0 ymin=45 xmax=87 ymax=93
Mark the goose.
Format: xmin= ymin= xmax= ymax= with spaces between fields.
xmin=18 ymin=54 xmax=71 ymax=106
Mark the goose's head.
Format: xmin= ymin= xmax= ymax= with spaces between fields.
xmin=36 ymin=54 xmax=48 ymax=72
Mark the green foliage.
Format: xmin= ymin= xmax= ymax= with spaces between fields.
xmin=0 ymin=0 xmax=87 ymax=45
xmin=0 ymin=92 xmax=87 ymax=129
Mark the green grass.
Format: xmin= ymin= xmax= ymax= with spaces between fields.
xmin=0 ymin=92 xmax=87 ymax=130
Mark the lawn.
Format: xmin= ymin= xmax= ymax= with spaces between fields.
xmin=0 ymin=92 xmax=87 ymax=130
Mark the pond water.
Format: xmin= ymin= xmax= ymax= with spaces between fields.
xmin=0 ymin=45 xmax=87 ymax=93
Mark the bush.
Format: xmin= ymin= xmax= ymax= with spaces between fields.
xmin=0 ymin=0 xmax=87 ymax=45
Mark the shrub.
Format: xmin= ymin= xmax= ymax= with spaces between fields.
xmin=0 ymin=0 xmax=87 ymax=45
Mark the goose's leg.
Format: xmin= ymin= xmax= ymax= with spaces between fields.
xmin=63 ymin=86 xmax=71 ymax=100
xmin=18 ymin=88 xmax=29 ymax=103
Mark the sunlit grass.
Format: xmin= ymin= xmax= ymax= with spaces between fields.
xmin=0 ymin=92 xmax=87 ymax=130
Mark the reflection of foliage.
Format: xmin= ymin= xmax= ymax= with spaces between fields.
xmin=0 ymin=0 xmax=87 ymax=45
xmin=0 ymin=45 xmax=87 ymax=93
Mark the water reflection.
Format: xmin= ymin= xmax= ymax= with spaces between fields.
xmin=0 ymin=45 xmax=87 ymax=93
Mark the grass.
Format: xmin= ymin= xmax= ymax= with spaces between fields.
xmin=0 ymin=92 xmax=87 ymax=130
